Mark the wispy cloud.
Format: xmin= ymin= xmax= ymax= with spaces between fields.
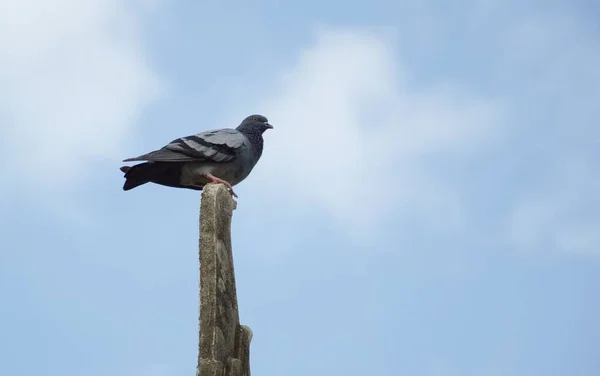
xmin=0 ymin=0 xmax=163 ymax=198
xmin=496 ymin=9 xmax=600 ymax=257
xmin=235 ymin=27 xmax=503 ymax=235
xmin=510 ymin=157 xmax=600 ymax=256
xmin=229 ymin=11 xmax=599 ymax=259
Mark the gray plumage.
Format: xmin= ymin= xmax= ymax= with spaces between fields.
xmin=120 ymin=114 xmax=273 ymax=195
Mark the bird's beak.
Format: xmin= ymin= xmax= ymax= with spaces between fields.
xmin=265 ymin=123 xmax=274 ymax=129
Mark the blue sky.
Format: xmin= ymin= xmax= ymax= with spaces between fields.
xmin=1 ymin=0 xmax=599 ymax=375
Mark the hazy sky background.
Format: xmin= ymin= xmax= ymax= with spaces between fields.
xmin=1 ymin=0 xmax=599 ymax=375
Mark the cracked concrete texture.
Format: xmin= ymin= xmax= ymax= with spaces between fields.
xmin=197 ymin=184 xmax=252 ymax=376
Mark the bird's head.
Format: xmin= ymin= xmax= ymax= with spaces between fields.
xmin=237 ymin=114 xmax=273 ymax=134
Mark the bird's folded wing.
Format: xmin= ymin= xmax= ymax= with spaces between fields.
xmin=123 ymin=129 xmax=247 ymax=163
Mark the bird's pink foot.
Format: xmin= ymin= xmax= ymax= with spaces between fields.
xmin=204 ymin=174 xmax=238 ymax=198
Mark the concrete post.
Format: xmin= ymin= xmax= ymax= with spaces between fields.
xmin=196 ymin=184 xmax=252 ymax=376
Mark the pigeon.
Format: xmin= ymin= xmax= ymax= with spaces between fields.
xmin=119 ymin=114 xmax=273 ymax=197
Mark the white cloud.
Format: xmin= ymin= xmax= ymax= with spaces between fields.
xmin=229 ymin=17 xmax=599 ymax=258
xmin=238 ymin=27 xmax=503 ymax=234
xmin=0 ymin=0 xmax=162 ymax=195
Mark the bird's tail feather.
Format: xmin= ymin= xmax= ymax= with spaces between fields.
xmin=120 ymin=162 xmax=159 ymax=191
xmin=120 ymin=162 xmax=190 ymax=191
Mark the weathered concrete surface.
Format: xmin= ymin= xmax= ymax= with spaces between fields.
xmin=197 ymin=184 xmax=252 ymax=376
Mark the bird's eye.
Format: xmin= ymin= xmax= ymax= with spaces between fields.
xmin=252 ymin=117 xmax=258 ymax=121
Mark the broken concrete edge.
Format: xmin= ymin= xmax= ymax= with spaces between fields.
xmin=197 ymin=184 xmax=252 ymax=376
xmin=240 ymin=325 xmax=253 ymax=343
xmin=233 ymin=325 xmax=253 ymax=376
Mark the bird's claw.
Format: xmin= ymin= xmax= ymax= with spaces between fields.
xmin=205 ymin=174 xmax=238 ymax=199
